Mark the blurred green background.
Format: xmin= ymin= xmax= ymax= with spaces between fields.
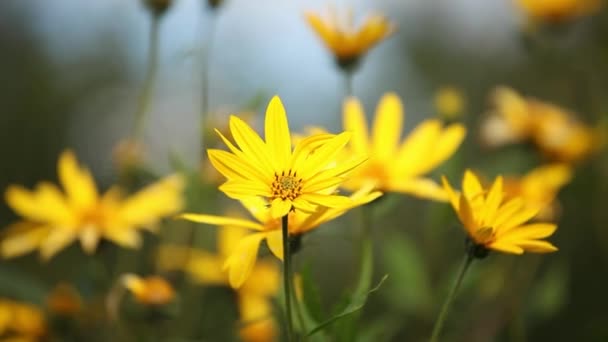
xmin=1 ymin=0 xmax=607 ymax=341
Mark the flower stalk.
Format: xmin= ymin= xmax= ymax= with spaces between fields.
xmin=282 ymin=214 xmax=294 ymax=341
xmin=429 ymin=249 xmax=474 ymax=342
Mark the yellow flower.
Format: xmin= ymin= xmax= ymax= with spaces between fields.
xmin=305 ymin=8 xmax=395 ymax=69
xmin=157 ymin=223 xmax=280 ymax=342
xmin=503 ymin=164 xmax=572 ymax=220
xmin=45 ymin=283 xmax=82 ymax=316
xmin=515 ymin=0 xmax=603 ymax=22
xmin=434 ymin=86 xmax=466 ymax=120
xmin=1 ymin=150 xmax=184 ymax=260
xmin=341 ymin=93 xmax=466 ymax=201
xmin=0 ymin=299 xmax=46 ymax=341
xmin=122 ymin=274 xmax=175 ymax=306
xmin=442 ymin=170 xmax=558 ymax=255
xmin=179 ymin=188 xmax=380 ymax=288
xmin=208 ymin=96 xmax=365 ymax=219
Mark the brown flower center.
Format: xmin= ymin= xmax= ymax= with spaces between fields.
xmin=271 ymin=170 xmax=303 ymax=201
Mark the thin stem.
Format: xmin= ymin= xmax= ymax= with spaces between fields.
xmin=430 ymin=252 xmax=474 ymax=342
xmin=344 ymin=70 xmax=354 ymax=97
xmin=132 ymin=14 xmax=161 ymax=141
xmin=200 ymin=15 xmax=217 ymax=152
xmin=282 ymin=214 xmax=294 ymax=341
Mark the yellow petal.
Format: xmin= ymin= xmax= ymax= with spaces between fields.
xmin=395 ymin=120 xmax=441 ymax=175
xmin=481 ymin=176 xmax=503 ymax=226
xmin=239 ymin=197 xmax=273 ymax=224
xmin=513 ymin=240 xmax=558 ymax=253
xmin=264 ymin=96 xmax=292 ymax=169
xmin=289 ymin=133 xmax=336 ymax=172
xmin=419 ymin=124 xmax=466 ymax=174
xmin=462 ymin=170 xmax=483 ymax=200
xmin=306 ymin=154 xmax=368 ymax=185
xmin=218 ymin=180 xmax=272 ymax=199
xmin=0 ymin=223 xmax=49 ymax=258
xmin=292 ymin=197 xmax=319 ymax=213
xmin=487 ymin=241 xmax=524 ymax=255
xmin=229 ymin=115 xmax=275 ymax=176
xmin=497 ymin=223 xmax=557 ymax=241
xmin=79 ymin=225 xmax=100 ymax=254
xmin=343 ymin=97 xmax=370 ymax=155
xmin=441 ymin=175 xmax=460 ymax=211
xmin=495 ymin=205 xmax=540 ymax=233
xmin=303 ymin=176 xmax=344 ymax=194
xmin=208 ymin=149 xmax=270 ymax=184
xmin=178 ymin=213 xmax=264 ymax=231
xmin=58 ymin=150 xmax=98 ymax=210
xmin=388 ymin=178 xmax=448 ymax=202
xmin=371 ymin=93 xmax=403 ymax=160
xmin=41 ymin=228 xmax=77 ymax=260
xmin=299 ymin=193 xmax=351 ymax=208
xmin=270 ymin=198 xmax=292 ymax=219
xmin=219 ymin=225 xmax=249 ymax=257
xmin=265 ymin=229 xmax=283 ymax=261
xmin=223 ymin=233 xmax=266 ymax=288
xmin=458 ymin=195 xmax=476 ymax=237
xmin=492 ymin=198 xmax=524 ymax=228
xmin=104 ymin=228 xmax=142 ymax=249
xmin=299 ymin=132 xmax=352 ymax=180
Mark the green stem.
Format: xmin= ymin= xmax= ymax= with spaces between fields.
xmin=344 ymin=71 xmax=354 ymax=97
xmin=429 ymin=252 xmax=474 ymax=342
xmin=282 ymin=214 xmax=294 ymax=341
xmin=132 ymin=13 xmax=161 ymax=141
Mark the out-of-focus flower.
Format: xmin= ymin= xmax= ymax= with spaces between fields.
xmin=442 ymin=170 xmax=558 ymax=255
xmin=434 ymin=86 xmax=466 ymax=120
xmin=0 ymin=299 xmax=46 ymax=341
xmin=142 ymin=0 xmax=173 ymax=16
xmin=207 ymin=96 xmax=366 ymax=219
xmin=113 ymin=139 xmax=145 ymax=175
xmin=514 ymin=0 xmax=603 ymax=23
xmin=503 ymin=164 xmax=572 ymax=220
xmin=340 ymin=93 xmax=466 ymax=201
xmin=179 ymin=187 xmax=380 ymax=288
xmin=121 ymin=274 xmax=175 ymax=306
xmin=46 ymin=283 xmax=82 ymax=316
xmin=1 ymin=150 xmax=184 ymax=260
xmin=305 ymin=8 xmax=395 ymax=70
xmin=481 ymin=87 xmax=601 ymax=163
xmin=157 ymin=222 xmax=280 ymax=342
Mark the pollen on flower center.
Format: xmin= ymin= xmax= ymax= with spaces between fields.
xmin=271 ymin=170 xmax=303 ymax=201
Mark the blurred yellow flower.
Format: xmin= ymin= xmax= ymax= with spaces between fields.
xmin=515 ymin=0 xmax=603 ymax=22
xmin=442 ymin=170 xmax=558 ymax=255
xmin=122 ymin=274 xmax=175 ymax=306
xmin=46 ymin=283 xmax=82 ymax=316
xmin=0 ymin=299 xmax=46 ymax=341
xmin=179 ymin=188 xmax=380 ymax=288
xmin=341 ymin=93 xmax=466 ymax=201
xmin=157 ymin=223 xmax=280 ymax=342
xmin=434 ymin=86 xmax=466 ymax=120
xmin=482 ymin=87 xmax=601 ymax=163
xmin=305 ymin=8 xmax=395 ymax=69
xmin=208 ymin=95 xmax=366 ymax=219
xmin=504 ymin=164 xmax=572 ymax=220
xmin=1 ymin=150 xmax=184 ymax=260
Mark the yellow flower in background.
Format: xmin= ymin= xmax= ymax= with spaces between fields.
xmin=157 ymin=224 xmax=280 ymax=342
xmin=341 ymin=93 xmax=466 ymax=201
xmin=179 ymin=188 xmax=380 ymax=288
xmin=0 ymin=299 xmax=46 ymax=341
xmin=122 ymin=274 xmax=175 ymax=306
xmin=305 ymin=7 xmax=395 ymax=69
xmin=45 ymin=283 xmax=82 ymax=316
xmin=503 ymin=164 xmax=572 ymax=220
xmin=442 ymin=170 xmax=558 ymax=255
xmin=208 ymin=96 xmax=366 ymax=219
xmin=1 ymin=150 xmax=184 ymax=260
xmin=482 ymin=86 xmax=601 ymax=163
xmin=434 ymin=86 xmax=466 ymax=120
xmin=515 ymin=0 xmax=603 ymax=23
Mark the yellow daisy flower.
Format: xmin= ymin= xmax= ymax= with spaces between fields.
xmin=305 ymin=8 xmax=395 ymax=69
xmin=208 ymin=95 xmax=366 ymax=219
xmin=503 ymin=164 xmax=572 ymax=220
xmin=157 ymin=224 xmax=280 ymax=342
xmin=179 ymin=188 xmax=380 ymax=288
xmin=442 ymin=170 xmax=558 ymax=255
xmin=481 ymin=86 xmax=600 ymax=163
xmin=122 ymin=274 xmax=176 ymax=306
xmin=434 ymin=86 xmax=466 ymax=121
xmin=341 ymin=93 xmax=466 ymax=201
xmin=515 ymin=0 xmax=603 ymax=23
xmin=0 ymin=299 xmax=46 ymax=341
xmin=1 ymin=150 xmax=184 ymax=260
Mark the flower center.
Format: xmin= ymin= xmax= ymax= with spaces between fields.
xmin=271 ymin=170 xmax=303 ymax=201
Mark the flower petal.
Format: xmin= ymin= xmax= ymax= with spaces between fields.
xmin=513 ymin=240 xmax=558 ymax=253
xmin=223 ymin=233 xmax=266 ymax=288
xmin=219 ymin=180 xmax=272 ymax=199
xmin=229 ymin=115 xmax=275 ymax=176
xmin=265 ymin=229 xmax=283 ymax=261
xmin=488 ymin=241 xmax=524 ymax=254
xmin=497 ymin=223 xmax=557 ymax=241
xmin=299 ymin=193 xmax=351 ymax=208
xmin=299 ymin=132 xmax=352 ymax=180
xmin=481 ymin=176 xmax=503 ymax=226
xmin=0 ymin=223 xmax=49 ymax=258
xmin=372 ymin=93 xmax=403 ymax=160
xmin=388 ymin=177 xmax=448 ymax=202
xmin=395 ymin=120 xmax=441 ymax=175
xmin=58 ymin=150 xmax=98 ymax=210
xmin=208 ymin=149 xmax=270 ymax=184
xmin=178 ymin=213 xmax=264 ymax=231
xmin=441 ymin=175 xmax=460 ymax=211
xmin=265 ymin=96 xmax=292 ymax=169
xmin=463 ymin=169 xmax=484 ymax=201
xmin=270 ymin=198 xmax=292 ymax=219
xmin=40 ymin=228 xmax=77 ymax=260
xmin=343 ymin=97 xmax=370 ymax=155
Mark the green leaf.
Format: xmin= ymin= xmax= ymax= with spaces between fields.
xmin=307 ymin=237 xmax=388 ymax=337
xmin=382 ymin=233 xmax=433 ymax=315
xmin=300 ymin=263 xmax=325 ymax=323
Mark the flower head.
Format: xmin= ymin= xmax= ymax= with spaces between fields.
xmin=179 ymin=187 xmax=380 ymax=288
xmin=208 ymin=96 xmax=365 ymax=219
xmin=434 ymin=86 xmax=466 ymax=120
xmin=1 ymin=150 xmax=184 ymax=260
xmin=442 ymin=170 xmax=558 ymax=255
xmin=341 ymin=93 xmax=466 ymax=201
xmin=122 ymin=274 xmax=176 ymax=306
xmin=0 ymin=299 xmax=47 ymax=340
xmin=515 ymin=0 xmax=603 ymax=23
xmin=481 ymin=87 xmax=601 ymax=163
xmin=305 ymin=8 xmax=395 ymax=70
